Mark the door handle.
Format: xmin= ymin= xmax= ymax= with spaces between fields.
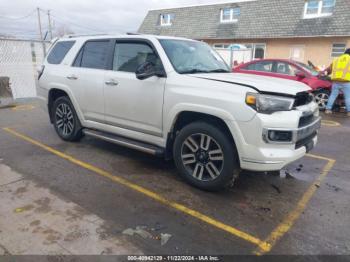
xmin=105 ymin=79 xmax=119 ymax=86
xmin=67 ymin=75 xmax=78 ymax=80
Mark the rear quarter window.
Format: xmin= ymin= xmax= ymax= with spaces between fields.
xmin=47 ymin=41 xmax=75 ymax=64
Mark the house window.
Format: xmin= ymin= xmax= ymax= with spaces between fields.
xmin=253 ymin=44 xmax=266 ymax=59
xmin=160 ymin=14 xmax=174 ymax=26
xmin=220 ymin=7 xmax=240 ymax=23
xmin=322 ymin=0 xmax=336 ymax=13
xmin=304 ymin=0 xmax=335 ymax=19
xmin=213 ymin=44 xmax=224 ymax=49
xmin=331 ymin=43 xmax=346 ymax=57
xmin=290 ymin=45 xmax=305 ymax=62
xmin=213 ymin=44 xmax=230 ymax=49
xmin=213 ymin=43 xmax=265 ymax=59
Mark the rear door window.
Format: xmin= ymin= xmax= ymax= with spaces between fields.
xmin=47 ymin=41 xmax=75 ymax=64
xmin=75 ymin=41 xmax=110 ymax=70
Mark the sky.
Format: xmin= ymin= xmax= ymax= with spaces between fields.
xmin=0 ymin=0 xmax=241 ymax=39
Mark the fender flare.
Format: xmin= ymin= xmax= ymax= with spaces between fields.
xmin=48 ymin=84 xmax=85 ymax=124
xmin=163 ymin=103 xmax=244 ymax=162
xmin=164 ymin=103 xmax=236 ymax=135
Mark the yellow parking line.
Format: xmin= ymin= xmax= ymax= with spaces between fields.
xmin=0 ymin=124 xmax=24 ymax=129
xmin=2 ymin=127 xmax=270 ymax=252
xmin=321 ymin=120 xmax=341 ymax=127
xmin=4 ymin=127 xmax=336 ymax=254
xmin=0 ymin=104 xmax=16 ymax=109
xmin=254 ymin=154 xmax=336 ymax=255
xmin=306 ymin=153 xmax=336 ymax=162
xmin=11 ymin=104 xmax=36 ymax=111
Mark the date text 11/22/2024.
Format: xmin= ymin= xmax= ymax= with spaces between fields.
xmin=127 ymin=255 xmax=220 ymax=261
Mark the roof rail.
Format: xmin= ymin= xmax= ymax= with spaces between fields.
xmin=126 ymin=32 xmax=142 ymax=35
xmin=66 ymin=33 xmax=108 ymax=38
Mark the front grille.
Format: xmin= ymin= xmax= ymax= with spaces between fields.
xmin=298 ymin=114 xmax=316 ymax=128
xmin=295 ymin=132 xmax=317 ymax=150
xmin=294 ymin=92 xmax=313 ymax=107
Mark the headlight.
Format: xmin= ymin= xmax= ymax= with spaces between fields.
xmin=246 ymin=93 xmax=295 ymax=114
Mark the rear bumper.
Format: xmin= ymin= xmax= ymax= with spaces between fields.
xmin=36 ymin=84 xmax=48 ymax=113
xmin=36 ymin=96 xmax=48 ymax=112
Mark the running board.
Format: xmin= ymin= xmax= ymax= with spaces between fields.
xmin=82 ymin=129 xmax=164 ymax=157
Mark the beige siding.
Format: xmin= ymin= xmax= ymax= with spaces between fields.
xmin=205 ymin=37 xmax=350 ymax=68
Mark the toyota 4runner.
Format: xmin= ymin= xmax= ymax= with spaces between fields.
xmin=37 ymin=34 xmax=321 ymax=191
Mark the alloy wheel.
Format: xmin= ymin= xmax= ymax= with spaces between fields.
xmin=181 ymin=133 xmax=224 ymax=182
xmin=314 ymin=92 xmax=329 ymax=110
xmin=55 ymin=103 xmax=74 ymax=136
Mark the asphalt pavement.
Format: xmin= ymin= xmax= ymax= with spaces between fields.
xmin=0 ymin=100 xmax=349 ymax=256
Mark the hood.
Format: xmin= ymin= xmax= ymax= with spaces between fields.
xmin=317 ymin=75 xmax=332 ymax=83
xmin=190 ymin=73 xmax=311 ymax=96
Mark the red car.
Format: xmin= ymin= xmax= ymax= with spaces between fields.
xmin=233 ymin=59 xmax=332 ymax=109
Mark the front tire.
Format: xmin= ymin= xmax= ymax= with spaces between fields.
xmin=173 ymin=122 xmax=239 ymax=191
xmin=52 ymin=96 xmax=83 ymax=142
xmin=314 ymin=89 xmax=330 ymax=111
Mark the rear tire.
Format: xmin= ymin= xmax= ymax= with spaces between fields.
xmin=173 ymin=122 xmax=239 ymax=191
xmin=52 ymin=96 xmax=83 ymax=142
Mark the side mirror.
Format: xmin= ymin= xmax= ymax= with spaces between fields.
xmin=295 ymin=71 xmax=306 ymax=79
xmin=136 ymin=62 xmax=165 ymax=80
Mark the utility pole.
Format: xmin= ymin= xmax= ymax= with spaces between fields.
xmin=47 ymin=10 xmax=53 ymax=40
xmin=37 ymin=7 xmax=46 ymax=56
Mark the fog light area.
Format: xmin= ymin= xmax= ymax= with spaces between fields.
xmin=268 ymin=130 xmax=293 ymax=142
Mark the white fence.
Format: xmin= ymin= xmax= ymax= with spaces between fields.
xmin=216 ymin=48 xmax=253 ymax=68
xmin=0 ymin=39 xmax=50 ymax=99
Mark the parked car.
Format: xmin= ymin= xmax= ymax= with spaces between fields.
xmin=233 ymin=59 xmax=332 ymax=110
xmin=37 ymin=35 xmax=321 ymax=191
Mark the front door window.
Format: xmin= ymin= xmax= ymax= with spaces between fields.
xmin=244 ymin=61 xmax=273 ymax=72
xmin=275 ymin=62 xmax=298 ymax=76
xmin=113 ymin=42 xmax=161 ymax=73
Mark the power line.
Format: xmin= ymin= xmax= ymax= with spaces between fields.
xmin=50 ymin=14 xmax=128 ymax=34
xmin=37 ymin=7 xmax=47 ymax=55
xmin=47 ymin=10 xmax=52 ymax=40
xmin=0 ymin=9 xmax=36 ymax=20
xmin=50 ymin=13 xmax=102 ymax=33
xmin=0 ymin=7 xmax=127 ymax=39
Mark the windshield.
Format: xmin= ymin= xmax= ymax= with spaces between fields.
xmin=296 ymin=62 xmax=319 ymax=77
xmin=159 ymin=39 xmax=230 ymax=74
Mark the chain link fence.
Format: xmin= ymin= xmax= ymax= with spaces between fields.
xmin=0 ymin=38 xmax=50 ymax=99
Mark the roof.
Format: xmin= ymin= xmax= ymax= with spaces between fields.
xmin=148 ymin=0 xmax=255 ymax=11
xmin=57 ymin=34 xmax=196 ymax=42
xmin=138 ymin=0 xmax=350 ymax=39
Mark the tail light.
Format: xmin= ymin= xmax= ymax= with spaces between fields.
xmin=37 ymin=65 xmax=45 ymax=80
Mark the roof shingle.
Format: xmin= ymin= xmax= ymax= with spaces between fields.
xmin=138 ymin=0 xmax=350 ymax=39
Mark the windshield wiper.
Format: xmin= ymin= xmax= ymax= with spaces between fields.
xmin=179 ymin=69 xmax=210 ymax=74
xmin=180 ymin=68 xmax=231 ymax=74
xmin=206 ymin=69 xmax=231 ymax=73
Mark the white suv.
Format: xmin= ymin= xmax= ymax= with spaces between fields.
xmin=37 ymin=34 xmax=321 ymax=191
